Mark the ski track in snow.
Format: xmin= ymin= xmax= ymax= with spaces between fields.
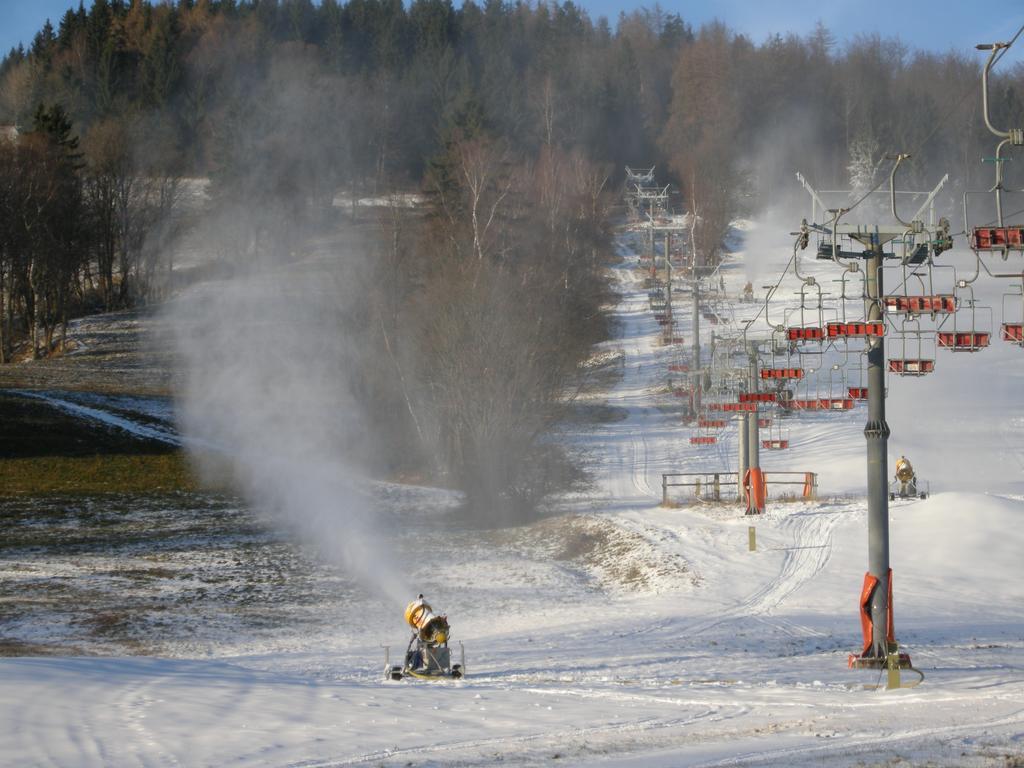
xmin=686 ymin=707 xmax=1024 ymax=768
xmin=297 ymin=709 xmax=726 ymax=768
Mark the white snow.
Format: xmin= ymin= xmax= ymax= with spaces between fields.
xmin=9 ymin=389 xmax=181 ymax=445
xmin=1 ymin=216 xmax=1022 ymax=767
xmin=331 ymin=191 xmax=425 ymax=209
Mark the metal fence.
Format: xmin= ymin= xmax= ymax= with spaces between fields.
xmin=661 ymin=471 xmax=817 ymax=506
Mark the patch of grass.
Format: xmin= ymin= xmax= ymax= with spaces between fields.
xmin=0 ymin=639 xmax=82 ymax=657
xmin=0 ymin=452 xmax=199 ymax=496
xmin=0 ymin=392 xmax=175 ymax=458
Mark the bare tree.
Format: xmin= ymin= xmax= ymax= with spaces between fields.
xmin=660 ymin=23 xmax=743 ymax=268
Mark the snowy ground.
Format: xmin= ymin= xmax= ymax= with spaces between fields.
xmin=1 ymin=218 xmax=1023 ymax=766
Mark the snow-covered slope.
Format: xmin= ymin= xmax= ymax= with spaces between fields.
xmin=1 ymin=220 xmax=1022 ymax=767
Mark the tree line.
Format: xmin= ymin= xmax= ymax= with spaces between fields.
xmin=0 ymin=104 xmax=181 ymax=361
xmin=2 ymin=0 xmax=1023 ymax=517
xmin=4 ymin=1 xmax=1023 ymax=276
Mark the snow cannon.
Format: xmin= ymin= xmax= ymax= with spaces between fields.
xmin=889 ymin=455 xmax=928 ymax=500
xmin=384 ymin=595 xmax=464 ymax=681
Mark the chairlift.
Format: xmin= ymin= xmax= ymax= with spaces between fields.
xmin=760 ymin=367 xmax=804 ymax=380
xmin=885 ymin=295 xmax=956 ymax=314
xmin=782 ymin=397 xmax=854 ymax=411
xmin=761 ymin=422 xmax=791 ymax=450
xmin=888 ymin=358 xmax=935 ymax=375
xmin=690 ymin=412 xmax=719 ymax=445
xmin=780 ymin=365 xmax=815 ymax=411
xmin=842 ymin=349 xmax=869 ymax=401
xmin=1001 ymin=281 xmax=1024 ymax=346
xmin=761 ymin=329 xmax=805 ymax=380
xmin=788 ymin=326 xmax=824 ymax=341
xmin=937 ymin=285 xmax=992 ymax=352
xmin=972 ymin=225 xmax=1024 ymax=252
xmin=1001 ymin=323 xmax=1023 ymax=343
xmin=782 ymin=364 xmax=854 ymax=411
xmin=887 ymin=319 xmax=936 ymax=377
xmin=710 ymin=402 xmax=758 ymax=412
xmin=698 ymin=418 xmax=727 ymax=430
xmin=690 ymin=436 xmax=718 ymax=446
xmin=883 ymin=259 xmax=957 ymax=317
xmin=938 ymin=331 xmax=991 ymax=351
xmin=824 ymin=269 xmax=871 ymax=358
xmin=783 ymin=281 xmax=827 ymax=344
xmin=826 ymin=321 xmax=886 ymax=338
xmin=962 ymin=166 xmax=1024 ymax=261
xmin=738 ymin=392 xmax=777 ymax=404
xmin=825 ymin=363 xmax=855 ymax=409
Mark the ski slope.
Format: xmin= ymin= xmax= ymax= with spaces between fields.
xmin=1 ymin=220 xmax=1023 ymax=767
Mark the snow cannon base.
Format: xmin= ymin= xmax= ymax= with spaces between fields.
xmin=384 ymin=638 xmax=465 ymax=681
xmin=888 ymin=479 xmax=929 ymax=501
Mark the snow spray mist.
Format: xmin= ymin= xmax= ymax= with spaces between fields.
xmin=166 ymin=259 xmax=409 ymax=606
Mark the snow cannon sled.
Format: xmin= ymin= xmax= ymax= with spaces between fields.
xmin=384 ymin=595 xmax=464 ymax=681
xmin=889 ymin=455 xmax=928 ymax=500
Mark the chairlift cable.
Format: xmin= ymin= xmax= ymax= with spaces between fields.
xmin=991 ymin=22 xmax=1024 ymax=68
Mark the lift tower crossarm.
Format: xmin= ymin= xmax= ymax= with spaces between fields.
xmin=910 ymin=174 xmax=949 ymax=228
xmin=835 ymin=225 xmax=905 ymax=249
xmin=796 ymin=172 xmax=828 ymax=224
xmin=625 ymin=166 xmax=656 ymax=184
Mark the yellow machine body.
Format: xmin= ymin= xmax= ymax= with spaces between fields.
xmin=404 ymin=598 xmax=448 ymax=645
xmin=895 ymin=456 xmax=915 ymax=483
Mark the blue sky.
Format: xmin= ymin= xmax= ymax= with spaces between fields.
xmin=2 ymin=0 xmax=1023 ymax=67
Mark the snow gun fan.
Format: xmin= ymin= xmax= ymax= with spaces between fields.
xmin=384 ymin=595 xmax=464 ymax=681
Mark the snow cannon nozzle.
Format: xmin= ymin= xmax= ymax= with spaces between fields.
xmin=404 ymin=596 xmax=450 ymax=647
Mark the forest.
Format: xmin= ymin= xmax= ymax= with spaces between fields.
xmin=2 ymin=0 xmax=1023 ymax=517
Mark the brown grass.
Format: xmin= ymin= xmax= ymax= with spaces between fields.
xmin=0 ymin=639 xmax=84 ymax=657
xmin=0 ymin=452 xmax=199 ymax=496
